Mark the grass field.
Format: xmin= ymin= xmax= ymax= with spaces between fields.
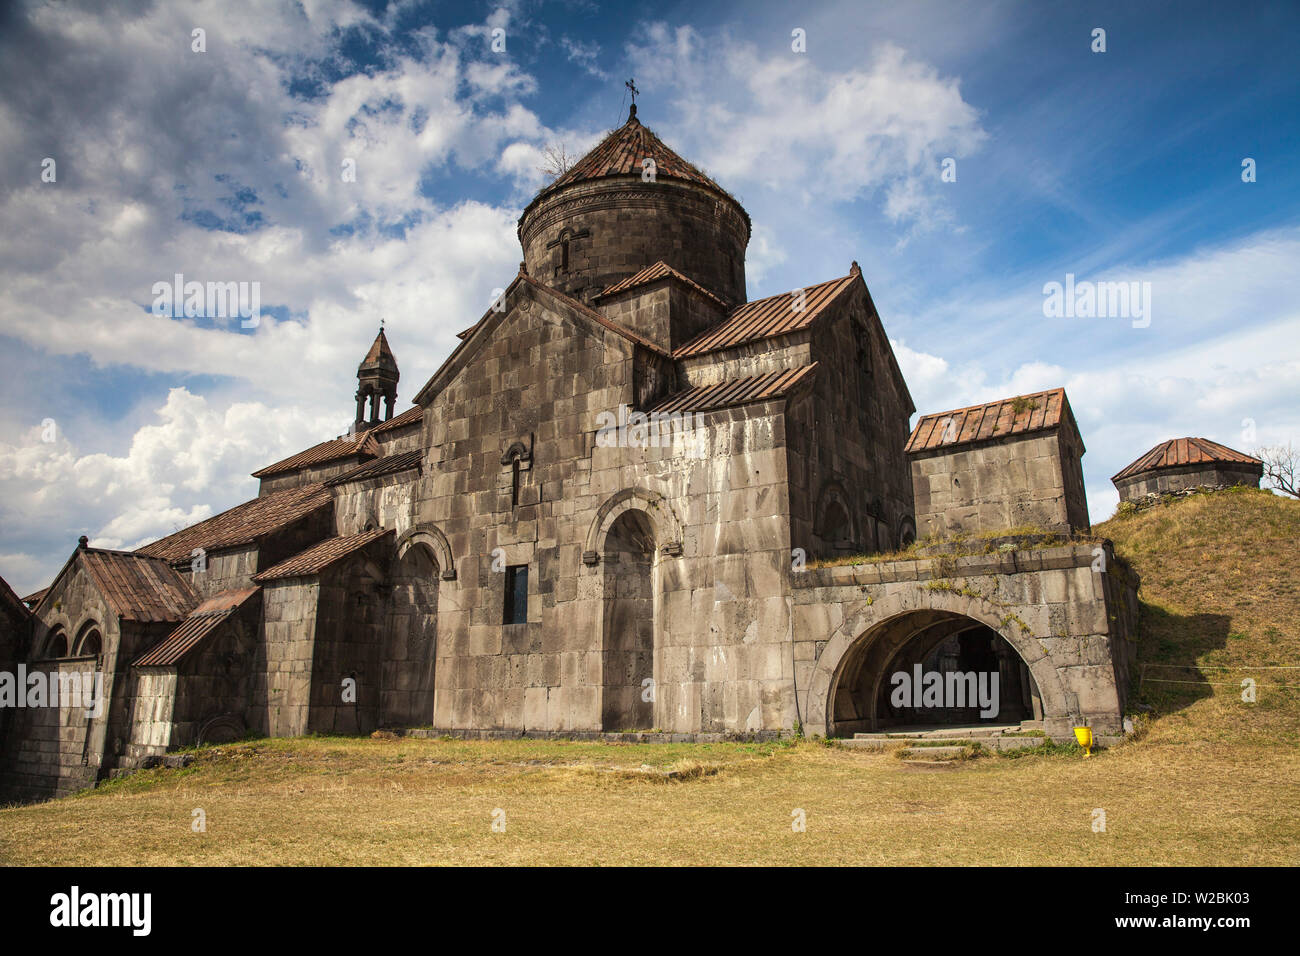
xmin=1 ymin=488 xmax=1297 ymax=866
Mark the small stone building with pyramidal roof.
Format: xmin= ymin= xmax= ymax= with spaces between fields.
xmin=1 ymin=103 xmax=1141 ymax=801
xmin=1112 ymin=437 xmax=1263 ymax=506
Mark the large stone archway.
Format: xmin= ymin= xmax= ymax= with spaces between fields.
xmin=804 ymin=590 xmax=1072 ymax=738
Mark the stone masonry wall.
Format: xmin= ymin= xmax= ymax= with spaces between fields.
xmin=787 ymin=285 xmax=915 ymax=560
xmin=911 ymin=431 xmax=1080 ymax=538
xmin=1115 ymin=461 xmax=1263 ymax=501
xmin=791 ymin=542 xmax=1138 ymax=739
xmin=519 ymin=177 xmax=749 ymax=306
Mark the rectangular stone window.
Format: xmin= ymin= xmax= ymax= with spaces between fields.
xmin=503 ymin=565 xmax=528 ymax=625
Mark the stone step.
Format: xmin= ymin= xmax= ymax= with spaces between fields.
xmin=840 ymin=735 xmax=1045 ymax=752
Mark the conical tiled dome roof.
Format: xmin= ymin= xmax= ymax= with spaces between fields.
xmin=539 ymin=105 xmax=726 ymax=199
xmin=1111 ymin=437 xmax=1261 ymax=481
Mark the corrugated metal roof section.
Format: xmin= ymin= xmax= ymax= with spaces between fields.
xmin=541 ymin=109 xmax=723 ymax=197
xmin=135 ymin=483 xmax=332 ymax=563
xmin=252 ymin=528 xmax=393 ymax=583
xmin=251 ymin=431 xmax=381 ymax=478
xmin=1112 ymin=437 xmax=1264 ymax=482
xmin=906 ymin=388 xmax=1068 ymax=454
xmin=595 ymin=261 xmax=730 ymax=308
xmin=133 ymin=587 xmax=259 ymax=667
xmin=647 ymin=364 xmax=819 ymax=415
xmin=673 ymin=272 xmax=857 ymax=358
xmin=326 ymin=449 xmax=423 ymax=486
xmin=80 ymin=550 xmax=197 ymax=623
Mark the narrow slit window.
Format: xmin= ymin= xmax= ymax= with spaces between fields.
xmin=503 ymin=565 xmax=528 ymax=625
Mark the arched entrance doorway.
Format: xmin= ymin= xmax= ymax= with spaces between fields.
xmin=829 ymin=610 xmax=1042 ymax=736
xmin=600 ymin=509 xmax=656 ymax=731
xmin=382 ymin=543 xmax=439 ymax=726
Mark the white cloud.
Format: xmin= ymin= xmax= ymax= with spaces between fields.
xmin=625 ymin=29 xmax=986 ymax=232
xmin=0 ymin=387 xmax=346 ymax=592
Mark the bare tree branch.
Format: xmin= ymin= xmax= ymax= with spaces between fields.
xmin=1256 ymin=442 xmax=1299 ymax=498
xmin=538 ymin=142 xmax=574 ymax=180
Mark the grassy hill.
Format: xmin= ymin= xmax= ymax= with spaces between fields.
xmin=1 ymin=487 xmax=1296 ymax=865
xmin=1095 ymin=486 xmax=1300 ymax=747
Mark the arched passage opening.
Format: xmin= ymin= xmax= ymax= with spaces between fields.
xmin=382 ymin=544 xmax=439 ymax=727
xmin=829 ymin=610 xmax=1042 ymax=736
xmin=600 ymin=509 xmax=656 ymax=731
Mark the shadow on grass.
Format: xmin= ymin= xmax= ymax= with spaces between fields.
xmin=1133 ymin=601 xmax=1232 ymax=717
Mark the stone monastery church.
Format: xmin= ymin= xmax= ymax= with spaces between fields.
xmin=0 ymin=104 xmax=1141 ymax=801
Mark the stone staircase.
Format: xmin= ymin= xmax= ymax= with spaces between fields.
xmin=838 ymin=723 xmax=1047 ymax=761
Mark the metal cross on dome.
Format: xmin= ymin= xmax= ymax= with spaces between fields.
xmin=625 ymin=77 xmax=638 ymax=105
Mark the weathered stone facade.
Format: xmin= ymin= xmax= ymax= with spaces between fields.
xmin=908 ymin=388 xmax=1089 ymax=537
xmin=2 ymin=107 xmax=1140 ymax=801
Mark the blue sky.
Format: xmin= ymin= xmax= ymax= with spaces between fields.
xmin=1 ymin=0 xmax=1297 ymax=594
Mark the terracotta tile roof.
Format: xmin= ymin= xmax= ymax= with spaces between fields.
xmin=532 ymin=107 xmax=730 ymax=204
xmin=326 ymin=449 xmax=423 ymax=486
xmin=80 ymin=549 xmax=198 ymax=623
xmin=647 ymin=364 xmax=819 ymax=415
xmin=133 ymin=587 xmax=259 ymax=667
xmin=251 ymin=431 xmax=381 ymax=479
xmin=372 ymin=404 xmax=422 ymax=434
xmin=674 ymin=271 xmax=858 ymax=358
xmin=906 ymin=388 xmax=1070 ymax=454
xmin=1 ymin=573 xmax=31 ymax=624
xmin=359 ymin=328 xmax=398 ymax=374
xmin=252 ymin=529 xmax=393 ymax=583
xmin=135 ymin=483 xmax=332 ymax=563
xmin=595 ymin=261 xmax=730 ymax=308
xmin=1112 ymin=437 xmax=1263 ymax=482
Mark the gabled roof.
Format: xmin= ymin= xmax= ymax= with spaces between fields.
xmin=135 ymin=483 xmax=332 ymax=563
xmin=524 ymin=107 xmax=742 ymax=223
xmin=906 ymin=388 xmax=1074 ymax=454
xmin=251 ymin=431 xmax=381 ymax=479
xmin=133 ymin=587 xmax=259 ymax=668
xmin=413 ymin=271 xmax=668 ymax=406
xmin=648 ymin=364 xmax=819 ymax=415
xmin=1112 ymin=437 xmax=1263 ymax=482
xmin=1 ymin=573 xmax=31 ymax=625
xmin=595 ymin=261 xmax=730 ymax=309
xmin=252 ymin=529 xmax=393 ymax=583
xmin=21 ymin=587 xmax=47 ymax=609
xmin=325 ymin=449 xmax=423 ymax=486
xmin=674 ymin=270 xmax=858 ymax=358
xmin=78 ymin=549 xmax=197 ymax=623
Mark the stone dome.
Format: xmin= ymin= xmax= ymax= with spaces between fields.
xmin=517 ymin=105 xmax=751 ymax=307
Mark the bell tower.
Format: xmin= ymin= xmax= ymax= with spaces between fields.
xmin=355 ymin=325 xmax=399 ymax=430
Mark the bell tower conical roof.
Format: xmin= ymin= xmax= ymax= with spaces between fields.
xmin=355 ymin=326 xmax=399 ymax=430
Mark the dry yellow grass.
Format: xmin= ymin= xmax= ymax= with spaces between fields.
xmin=1 ymin=488 xmax=1296 ymax=866
xmin=0 ymin=735 xmax=1296 ymax=866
